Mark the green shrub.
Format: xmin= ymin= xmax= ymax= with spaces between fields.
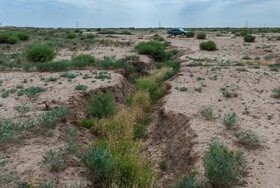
xmin=222 ymin=90 xmax=238 ymax=98
xmin=197 ymin=32 xmax=206 ymax=39
xmin=24 ymin=86 xmax=47 ymax=98
xmin=60 ymin=72 xmax=77 ymax=79
xmin=199 ymin=41 xmax=217 ymax=51
xmin=272 ymin=88 xmax=280 ymax=98
xmin=125 ymin=55 xmax=140 ymax=61
xmin=0 ymin=118 xmax=35 ymax=142
xmin=40 ymin=180 xmax=55 ymax=188
xmin=17 ymin=90 xmax=24 ymax=96
xmin=186 ymin=31 xmax=195 ymax=38
xmin=222 ymin=112 xmax=237 ymax=128
xmin=171 ymin=175 xmax=203 ymax=188
xmin=203 ymin=140 xmax=245 ymax=187
xmin=0 ymin=32 xmax=19 ymax=44
xmin=240 ymin=30 xmax=248 ymax=36
xmin=88 ymin=90 xmax=115 ymax=118
xmin=234 ymin=131 xmax=261 ymax=149
xmin=135 ymin=79 xmax=165 ymax=103
xmin=135 ymin=41 xmax=168 ymax=61
xmin=159 ymin=161 xmax=167 ymax=170
xmin=152 ymin=34 xmax=164 ymax=42
xmin=119 ymin=30 xmax=132 ymax=35
xmin=244 ymin=35 xmax=255 ymax=42
xmin=133 ymin=123 xmax=146 ymax=140
xmin=80 ymin=144 xmax=116 ymax=186
xmin=37 ymin=107 xmax=70 ymax=129
xmin=15 ymin=32 xmax=29 ymax=41
xmin=36 ymin=61 xmax=69 ymax=72
xmin=71 ymin=54 xmax=95 ymax=68
xmin=6 ymin=36 xmax=19 ymax=44
xmin=75 ymin=84 xmax=88 ymax=91
xmin=1 ymin=90 xmax=9 ymax=98
xmin=26 ymin=45 xmax=56 ymax=62
xmin=199 ymin=106 xmax=215 ymax=119
xmin=78 ymin=118 xmax=94 ymax=129
xmin=66 ymin=33 xmax=76 ymax=39
xmin=42 ymin=149 xmax=63 ymax=172
xmin=85 ymin=33 xmax=95 ymax=39
xmin=47 ymin=76 xmax=57 ymax=82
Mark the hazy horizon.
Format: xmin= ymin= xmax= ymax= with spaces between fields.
xmin=1 ymin=0 xmax=280 ymax=28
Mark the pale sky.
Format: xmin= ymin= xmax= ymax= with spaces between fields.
xmin=0 ymin=0 xmax=279 ymax=28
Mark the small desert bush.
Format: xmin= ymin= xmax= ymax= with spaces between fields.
xmin=60 ymin=72 xmax=77 ymax=79
xmin=36 ymin=61 xmax=70 ymax=72
xmin=88 ymin=90 xmax=115 ymax=118
xmin=133 ymin=123 xmax=146 ymax=140
xmin=42 ymin=149 xmax=63 ymax=172
xmin=119 ymin=30 xmax=131 ymax=35
xmin=222 ymin=112 xmax=237 ymax=128
xmin=197 ymin=32 xmax=206 ymax=39
xmin=66 ymin=33 xmax=76 ymax=39
xmin=234 ymin=131 xmax=262 ymax=149
xmin=199 ymin=106 xmax=215 ymax=119
xmin=80 ymin=144 xmax=116 ymax=187
xmin=135 ymin=79 xmax=165 ymax=103
xmin=71 ymin=54 xmax=95 ymax=68
xmin=39 ymin=180 xmax=55 ymax=188
xmin=240 ymin=30 xmax=248 ymax=36
xmin=37 ymin=107 xmax=70 ymax=129
xmin=200 ymin=41 xmax=217 ymax=51
xmin=75 ymin=84 xmax=88 ymax=91
xmin=186 ymin=31 xmax=195 ymax=38
xmin=24 ymin=86 xmax=47 ymax=98
xmin=62 ymin=127 xmax=78 ymax=154
xmin=15 ymin=32 xmax=29 ymax=41
xmin=87 ymin=110 xmax=156 ymax=187
xmin=203 ymin=140 xmax=245 ymax=187
xmin=135 ymin=41 xmax=168 ymax=61
xmin=78 ymin=118 xmax=95 ymax=129
xmin=130 ymin=90 xmax=151 ymax=112
xmin=25 ymin=45 xmax=56 ymax=62
xmin=244 ymin=35 xmax=255 ymax=42
xmin=0 ymin=32 xmax=19 ymax=44
xmin=221 ymin=87 xmax=238 ymax=98
xmin=0 ymin=118 xmax=35 ymax=143
xmin=272 ymin=88 xmax=280 ymax=98
xmin=125 ymin=55 xmax=140 ymax=61
xmin=14 ymin=103 xmax=31 ymax=115
xmin=152 ymin=34 xmax=165 ymax=42
xmin=171 ymin=175 xmax=203 ymax=188
xmin=85 ymin=33 xmax=95 ymax=39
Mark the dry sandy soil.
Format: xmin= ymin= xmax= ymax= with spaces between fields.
xmin=0 ymin=69 xmax=132 ymax=187
xmin=0 ymin=30 xmax=280 ymax=187
xmin=144 ymin=33 xmax=280 ymax=188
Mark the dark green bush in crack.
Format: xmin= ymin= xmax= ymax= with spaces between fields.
xmin=88 ymin=90 xmax=115 ymax=118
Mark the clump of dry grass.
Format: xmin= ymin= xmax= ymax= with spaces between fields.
xmin=249 ymin=60 xmax=277 ymax=66
xmin=131 ymin=90 xmax=151 ymax=112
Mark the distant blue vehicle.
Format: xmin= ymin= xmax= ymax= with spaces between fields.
xmin=167 ymin=28 xmax=187 ymax=36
